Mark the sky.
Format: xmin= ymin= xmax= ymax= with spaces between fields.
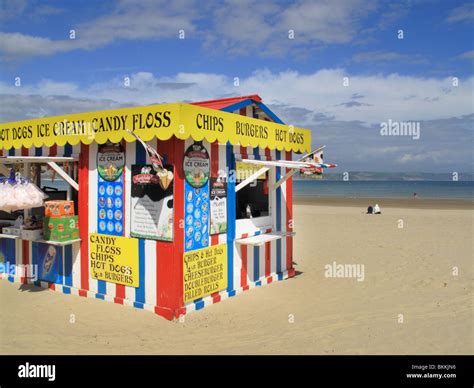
xmin=0 ymin=0 xmax=473 ymax=173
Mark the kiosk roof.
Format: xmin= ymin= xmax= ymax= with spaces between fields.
xmin=0 ymin=98 xmax=311 ymax=153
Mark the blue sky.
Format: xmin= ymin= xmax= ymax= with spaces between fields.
xmin=0 ymin=0 xmax=473 ymax=172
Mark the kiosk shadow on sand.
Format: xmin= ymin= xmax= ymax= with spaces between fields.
xmin=18 ymin=284 xmax=49 ymax=293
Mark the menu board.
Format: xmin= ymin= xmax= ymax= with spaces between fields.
xmin=90 ymin=233 xmax=139 ymax=287
xmin=184 ymin=181 xmax=209 ymax=251
xmin=210 ymin=178 xmax=227 ymax=235
xmin=183 ymin=244 xmax=227 ymax=303
xmin=97 ymin=174 xmax=124 ymax=236
xmin=97 ymin=142 xmax=125 ymax=236
xmin=130 ymin=164 xmax=174 ymax=241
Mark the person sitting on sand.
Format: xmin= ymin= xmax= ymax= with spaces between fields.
xmin=367 ymin=205 xmax=373 ymax=214
xmin=373 ymin=204 xmax=381 ymax=214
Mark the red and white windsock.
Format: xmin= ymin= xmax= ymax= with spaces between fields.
xmin=300 ymin=146 xmax=337 ymax=176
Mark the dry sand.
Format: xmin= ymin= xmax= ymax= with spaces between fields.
xmin=1 ymin=198 xmax=472 ymax=355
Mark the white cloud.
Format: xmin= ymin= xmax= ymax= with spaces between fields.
xmin=446 ymin=3 xmax=474 ymax=23
xmin=0 ymin=78 xmax=78 ymax=96
xmin=280 ymin=0 xmax=377 ymax=44
xmin=239 ymin=69 xmax=474 ymax=124
xmin=33 ymin=4 xmax=64 ymax=17
xmin=0 ymin=94 xmax=127 ymax=122
xmin=397 ymin=150 xmax=451 ymax=164
xmin=0 ymin=0 xmax=380 ymax=59
xmin=35 ymin=79 xmax=78 ymax=95
xmin=0 ymin=0 xmax=203 ymax=59
xmin=1 ymin=69 xmax=472 ymax=172
xmin=206 ymin=0 xmax=378 ymax=56
xmin=376 ymin=1 xmax=411 ymax=30
xmin=0 ymin=0 xmax=28 ymax=21
xmin=75 ymin=0 xmax=202 ymax=50
xmin=456 ymin=50 xmax=474 ymax=60
xmin=0 ymin=32 xmax=73 ymax=58
xmin=1 ymin=69 xmax=473 ymax=125
xmin=353 ymin=51 xmax=427 ymax=64
xmin=0 ymin=1 xmax=63 ymax=21
xmin=207 ymin=0 xmax=279 ymax=55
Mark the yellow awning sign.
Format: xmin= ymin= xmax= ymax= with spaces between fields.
xmin=0 ymin=103 xmax=311 ymax=153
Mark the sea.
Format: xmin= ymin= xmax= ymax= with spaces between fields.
xmin=293 ymin=180 xmax=473 ymax=200
xmin=44 ymin=178 xmax=473 ymax=200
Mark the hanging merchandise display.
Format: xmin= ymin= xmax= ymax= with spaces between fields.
xmin=0 ymin=169 xmax=47 ymax=212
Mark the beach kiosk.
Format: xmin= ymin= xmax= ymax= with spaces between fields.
xmin=0 ymin=95 xmax=312 ymax=320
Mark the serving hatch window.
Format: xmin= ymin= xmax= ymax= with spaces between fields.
xmin=235 ymin=161 xmax=269 ymax=220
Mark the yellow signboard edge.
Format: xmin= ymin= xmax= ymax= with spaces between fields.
xmin=0 ymin=102 xmax=311 ymax=153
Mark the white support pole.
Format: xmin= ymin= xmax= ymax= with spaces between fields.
xmin=0 ymin=164 xmax=9 ymax=176
xmin=47 ymin=161 xmax=79 ymax=191
xmin=235 ymin=167 xmax=269 ymax=193
xmin=272 ymin=168 xmax=298 ymax=190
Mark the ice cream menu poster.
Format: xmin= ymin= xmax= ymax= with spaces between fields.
xmin=97 ymin=175 xmax=124 ymax=236
xmin=130 ymin=164 xmax=174 ymax=241
xmin=183 ymin=142 xmax=211 ymax=252
xmin=184 ymin=181 xmax=210 ymax=251
xmin=97 ymin=142 xmax=125 ymax=236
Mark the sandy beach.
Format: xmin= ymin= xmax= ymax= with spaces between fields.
xmin=0 ymin=198 xmax=472 ymax=355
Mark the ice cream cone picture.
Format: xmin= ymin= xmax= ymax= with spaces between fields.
xmin=43 ymin=245 xmax=56 ymax=274
xmin=105 ymin=163 xmax=117 ymax=180
xmin=193 ymin=168 xmax=204 ymax=186
xmin=157 ymin=168 xmax=174 ymax=191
